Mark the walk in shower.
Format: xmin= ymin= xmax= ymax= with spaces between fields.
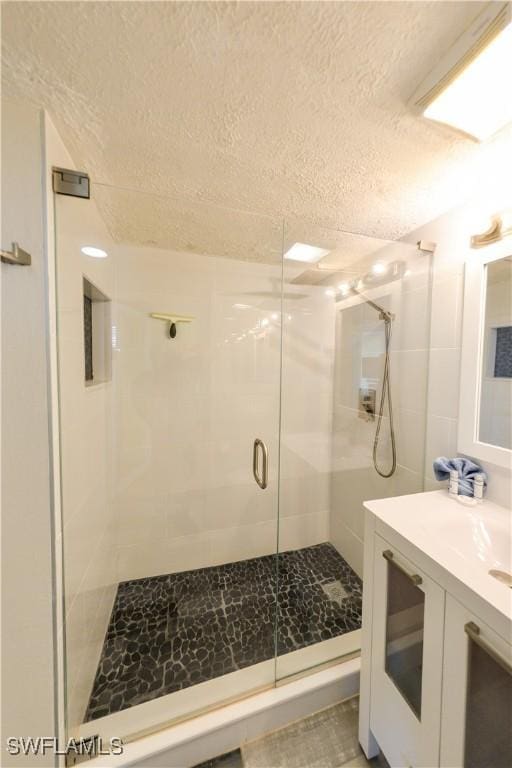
xmin=53 ymin=180 xmax=432 ymax=744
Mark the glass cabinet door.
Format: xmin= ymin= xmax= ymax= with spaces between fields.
xmin=384 ymin=549 xmax=425 ymax=719
xmin=464 ymin=621 xmax=512 ymax=767
xmin=441 ymin=594 xmax=512 ymax=768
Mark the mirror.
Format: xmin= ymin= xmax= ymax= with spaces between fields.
xmin=478 ymin=258 xmax=512 ymax=450
xmin=458 ymin=248 xmax=512 ymax=469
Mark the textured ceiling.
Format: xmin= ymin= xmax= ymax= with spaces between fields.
xmin=3 ymin=1 xmax=512 ymax=261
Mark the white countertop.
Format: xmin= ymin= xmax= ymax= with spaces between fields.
xmin=364 ymin=490 xmax=512 ymax=625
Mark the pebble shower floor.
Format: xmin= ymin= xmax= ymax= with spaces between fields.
xmin=85 ymin=543 xmax=362 ymax=720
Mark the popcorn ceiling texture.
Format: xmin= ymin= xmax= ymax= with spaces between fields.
xmin=3 ymin=1 xmax=510 ymax=253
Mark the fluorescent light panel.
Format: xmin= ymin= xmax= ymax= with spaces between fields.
xmin=423 ymin=20 xmax=512 ymax=141
xmin=284 ymin=242 xmax=330 ymax=263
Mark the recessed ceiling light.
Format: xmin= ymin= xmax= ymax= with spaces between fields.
xmin=372 ymin=262 xmax=387 ymax=275
xmin=413 ymin=6 xmax=512 ymax=141
xmin=81 ymin=246 xmax=108 ymax=258
xmin=338 ymin=282 xmax=350 ymax=295
xmin=325 ymin=288 xmax=336 ymax=297
xmin=284 ymin=242 xmax=330 ymax=263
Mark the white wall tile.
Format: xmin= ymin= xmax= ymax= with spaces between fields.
xmin=112 ymin=246 xmax=332 ymax=582
xmin=430 ymin=273 xmax=463 ymax=350
xmin=427 ymin=347 xmax=461 ymax=419
xmin=424 ymin=414 xmax=458 ymax=482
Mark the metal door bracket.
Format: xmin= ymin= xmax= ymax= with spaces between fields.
xmin=1 ymin=242 xmax=31 ymax=266
xmin=52 ymin=167 xmax=90 ymax=199
xmin=417 ymin=240 xmax=437 ymax=254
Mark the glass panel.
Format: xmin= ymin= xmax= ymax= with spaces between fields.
xmin=478 ymin=257 xmax=512 ymax=450
xmin=385 ymin=558 xmax=425 ymax=718
xmin=276 ymin=221 xmax=432 ymax=682
xmin=54 ymin=184 xmax=284 ymax=742
xmin=464 ymin=637 xmax=512 ymax=768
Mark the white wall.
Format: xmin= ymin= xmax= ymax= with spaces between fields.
xmin=329 ymin=245 xmax=432 ymax=576
xmin=404 ymin=195 xmax=512 ymax=510
xmin=1 ymin=100 xmax=56 ymax=765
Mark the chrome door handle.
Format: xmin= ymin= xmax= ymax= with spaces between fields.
xmin=253 ymin=438 xmax=268 ymax=489
xmin=383 ymin=549 xmax=423 ymax=586
xmin=465 ymin=622 xmax=512 ymax=676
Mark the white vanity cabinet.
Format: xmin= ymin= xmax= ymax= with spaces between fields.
xmin=358 ymin=492 xmax=512 ymax=768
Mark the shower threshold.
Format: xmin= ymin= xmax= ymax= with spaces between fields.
xmin=85 ymin=543 xmax=362 ymax=722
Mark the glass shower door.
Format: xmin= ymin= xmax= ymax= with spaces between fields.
xmin=276 ymin=220 xmax=432 ymax=682
xmin=53 ymin=181 xmax=284 ymax=745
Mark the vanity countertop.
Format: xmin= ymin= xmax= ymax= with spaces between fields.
xmin=363 ymin=490 xmax=511 ymax=629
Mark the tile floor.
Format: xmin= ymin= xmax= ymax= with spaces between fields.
xmin=193 ymin=698 xmax=389 ymax=768
xmin=86 ymin=543 xmax=362 ymax=720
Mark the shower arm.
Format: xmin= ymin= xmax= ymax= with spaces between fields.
xmin=348 ymin=285 xmax=394 ymax=323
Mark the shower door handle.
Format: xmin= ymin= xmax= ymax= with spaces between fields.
xmin=253 ymin=438 xmax=268 ymax=490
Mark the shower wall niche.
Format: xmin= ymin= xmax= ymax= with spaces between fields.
xmin=83 ymin=276 xmax=111 ymax=386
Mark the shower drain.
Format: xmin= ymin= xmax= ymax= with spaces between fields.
xmin=321 ymin=580 xmax=349 ymax=606
xmin=489 ymin=569 xmax=512 ymax=588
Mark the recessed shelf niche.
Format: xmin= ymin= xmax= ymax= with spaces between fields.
xmin=83 ymin=276 xmax=112 ymax=386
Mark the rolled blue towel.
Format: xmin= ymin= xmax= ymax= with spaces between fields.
xmin=433 ymin=456 xmax=487 ymax=497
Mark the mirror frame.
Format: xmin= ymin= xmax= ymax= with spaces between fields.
xmin=458 ymin=242 xmax=512 ymax=469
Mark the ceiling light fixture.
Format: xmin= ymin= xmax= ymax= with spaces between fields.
xmin=284 ymin=242 xmax=330 ymax=263
xmin=412 ymin=4 xmax=512 ymax=141
xmin=371 ymin=262 xmax=387 ymax=276
xmin=81 ymin=246 xmax=108 ymax=258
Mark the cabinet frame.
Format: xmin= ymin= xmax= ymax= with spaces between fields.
xmin=369 ymin=534 xmax=445 ymax=768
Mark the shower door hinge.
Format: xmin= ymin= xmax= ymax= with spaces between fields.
xmin=52 ymin=167 xmax=90 ymax=199
xmin=65 ymin=734 xmax=100 ymax=766
xmin=417 ymin=239 xmax=436 ymax=254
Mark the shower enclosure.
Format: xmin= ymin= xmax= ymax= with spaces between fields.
xmin=52 ymin=179 xmax=432 ymax=745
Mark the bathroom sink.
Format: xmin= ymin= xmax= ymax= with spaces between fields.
xmin=364 ymin=490 xmax=512 ymax=624
xmin=433 ymin=504 xmax=511 ymax=574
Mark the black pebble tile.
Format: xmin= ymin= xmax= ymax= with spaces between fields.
xmin=85 ymin=543 xmax=362 ymax=721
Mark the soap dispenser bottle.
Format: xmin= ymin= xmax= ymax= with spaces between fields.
xmin=473 ymin=473 xmax=484 ymax=501
xmin=449 ymin=469 xmax=459 ymax=496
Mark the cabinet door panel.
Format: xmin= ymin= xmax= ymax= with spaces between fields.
xmin=384 ymin=553 xmax=425 ymax=719
xmin=370 ymin=535 xmax=445 ymax=767
xmin=440 ymin=594 xmax=512 ymax=768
